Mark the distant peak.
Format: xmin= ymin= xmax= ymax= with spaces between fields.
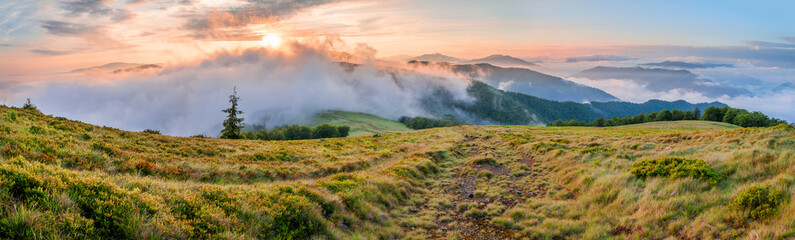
xmin=462 ymin=54 xmax=536 ymax=67
xmin=409 ymin=53 xmax=463 ymax=63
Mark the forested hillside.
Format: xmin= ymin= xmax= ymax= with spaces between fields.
xmin=424 ymin=81 xmax=727 ymax=125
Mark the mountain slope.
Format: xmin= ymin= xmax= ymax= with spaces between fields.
xmin=420 ymin=81 xmax=726 ymax=125
xmin=446 ymin=63 xmax=618 ymax=102
xmin=1 ymin=106 xmax=792 ymax=239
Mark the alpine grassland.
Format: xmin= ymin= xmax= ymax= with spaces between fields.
xmin=0 ymin=105 xmax=793 ymax=239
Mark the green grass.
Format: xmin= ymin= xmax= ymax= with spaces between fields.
xmin=310 ymin=111 xmax=411 ymax=137
xmin=0 ymin=106 xmax=793 ymax=239
xmin=612 ymin=120 xmax=741 ymax=130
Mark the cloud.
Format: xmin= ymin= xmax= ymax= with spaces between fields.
xmin=183 ymin=0 xmax=340 ymax=40
xmin=61 ymin=0 xmax=113 ymax=17
xmin=40 ymin=20 xmax=99 ymax=36
xmin=565 ymin=55 xmax=635 ymax=63
xmin=0 ymin=43 xmax=10 ymax=47
xmin=110 ymin=8 xmax=136 ymax=22
xmin=781 ymin=36 xmax=795 ymax=44
xmin=11 ymin=43 xmax=473 ymax=136
xmin=588 ymin=45 xmax=795 ymax=69
xmin=59 ymin=0 xmax=135 ymax=22
xmin=571 ymin=66 xmax=751 ymax=98
xmin=744 ymin=40 xmax=795 ymax=49
xmin=639 ymin=61 xmax=733 ymax=69
xmin=566 ymin=77 xmax=795 ymax=122
xmin=30 ymin=49 xmax=76 ymax=56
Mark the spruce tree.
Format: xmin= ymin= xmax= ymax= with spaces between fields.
xmin=220 ymin=87 xmax=244 ymax=139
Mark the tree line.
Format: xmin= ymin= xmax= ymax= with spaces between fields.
xmin=398 ymin=116 xmax=459 ymax=130
xmin=242 ymin=124 xmax=349 ymax=140
xmin=220 ymin=87 xmax=349 ymax=140
xmin=549 ymin=106 xmax=787 ymax=128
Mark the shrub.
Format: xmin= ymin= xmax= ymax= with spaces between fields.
xmin=6 ymin=110 xmax=17 ymax=121
xmin=92 ymin=142 xmax=120 ymax=157
xmin=580 ymin=146 xmax=613 ymax=154
xmin=477 ymin=169 xmax=493 ymax=179
xmin=141 ymin=129 xmax=161 ymax=135
xmin=398 ymin=116 xmax=459 ymax=130
xmin=22 ymin=98 xmax=38 ymax=112
xmin=0 ymin=125 xmax=11 ymax=134
xmin=732 ymin=185 xmax=787 ymax=220
xmin=464 ymin=208 xmax=487 ymax=219
xmin=313 ymin=124 xmax=339 ymax=139
xmin=0 ymin=205 xmax=45 ymax=239
xmin=630 ymin=157 xmax=721 ymax=184
xmin=337 ymin=125 xmax=350 ymax=137
xmin=243 ymin=124 xmax=350 ymax=140
xmin=28 ymin=126 xmax=45 ymax=134
xmin=472 ymin=157 xmax=497 ymax=166
xmin=318 ymin=174 xmax=365 ymax=193
xmin=134 ymin=161 xmax=157 ymax=175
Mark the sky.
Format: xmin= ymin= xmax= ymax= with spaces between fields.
xmin=2 ymin=0 xmax=795 ymax=73
xmin=0 ymin=0 xmax=794 ymax=130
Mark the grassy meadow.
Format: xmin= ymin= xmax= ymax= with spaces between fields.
xmin=310 ymin=111 xmax=412 ymax=137
xmin=0 ymin=105 xmax=793 ymax=239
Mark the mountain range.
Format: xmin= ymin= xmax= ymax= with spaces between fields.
xmin=446 ymin=63 xmax=617 ymax=102
xmin=416 ymin=80 xmax=726 ymax=125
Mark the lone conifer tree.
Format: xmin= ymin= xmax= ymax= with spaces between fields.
xmin=220 ymin=87 xmax=244 ymax=139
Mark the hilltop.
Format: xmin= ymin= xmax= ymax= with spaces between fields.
xmin=0 ymin=106 xmax=793 ymax=239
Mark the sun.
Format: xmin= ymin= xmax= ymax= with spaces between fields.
xmin=259 ymin=33 xmax=282 ymax=48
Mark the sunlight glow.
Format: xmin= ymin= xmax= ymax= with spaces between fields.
xmin=259 ymin=33 xmax=283 ymax=48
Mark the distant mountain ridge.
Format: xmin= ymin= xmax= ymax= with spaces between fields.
xmin=409 ymin=53 xmax=464 ymax=63
xmin=459 ymin=54 xmax=536 ymax=67
xmin=406 ymin=53 xmax=536 ymax=68
xmin=417 ymin=80 xmax=727 ymax=125
xmin=409 ymin=61 xmax=618 ymax=102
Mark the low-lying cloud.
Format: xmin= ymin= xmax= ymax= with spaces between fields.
xmin=8 ymin=42 xmax=473 ymax=136
xmin=566 ymin=77 xmax=795 ymax=122
xmin=565 ymin=55 xmax=635 ymax=63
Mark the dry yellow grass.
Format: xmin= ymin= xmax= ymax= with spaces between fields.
xmin=0 ymin=106 xmax=793 ymax=239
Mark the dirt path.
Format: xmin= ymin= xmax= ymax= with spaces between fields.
xmin=423 ymin=127 xmax=538 ymax=239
